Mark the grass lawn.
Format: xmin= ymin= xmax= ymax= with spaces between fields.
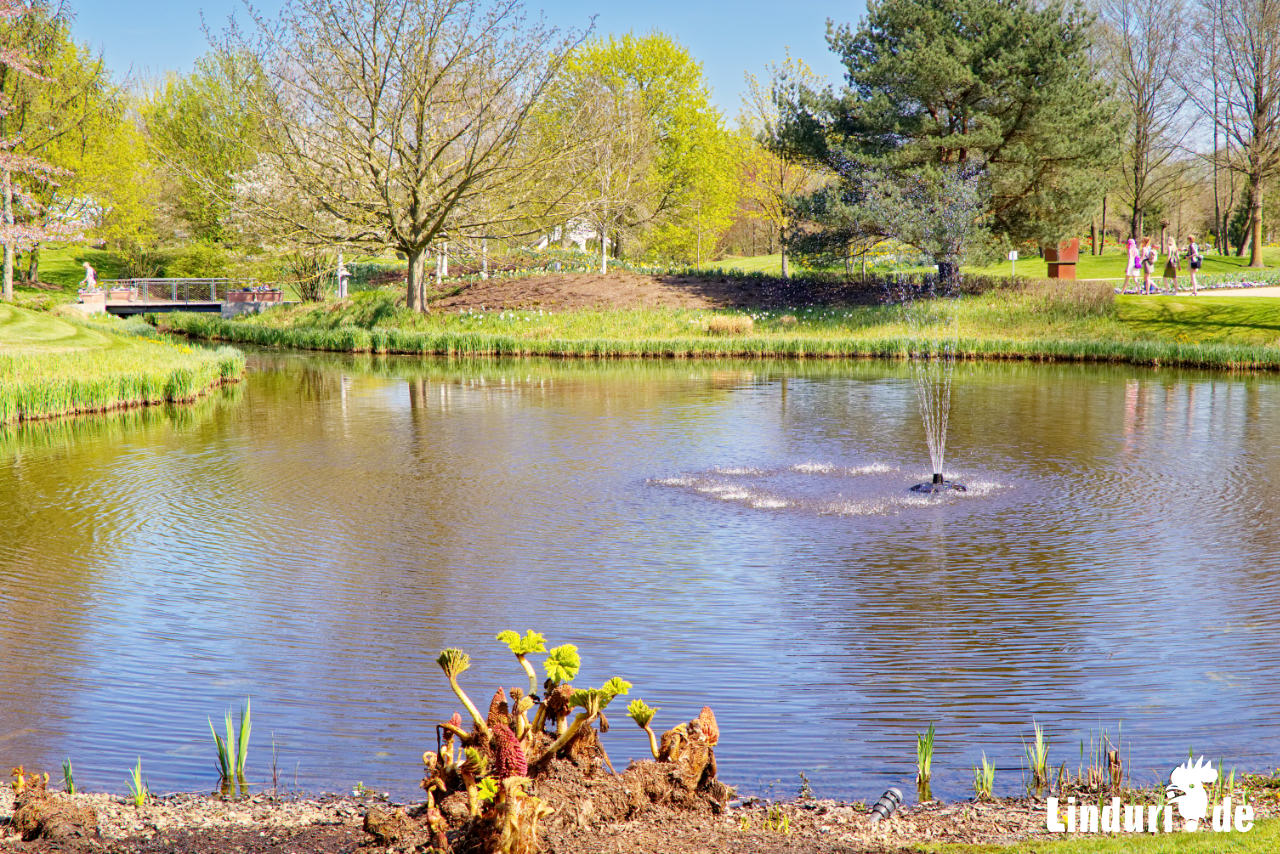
xmin=0 ymin=304 xmax=243 ymax=424
xmin=1118 ymin=295 xmax=1280 ymax=346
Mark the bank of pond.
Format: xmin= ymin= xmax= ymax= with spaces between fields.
xmin=0 ymin=304 xmax=243 ymax=425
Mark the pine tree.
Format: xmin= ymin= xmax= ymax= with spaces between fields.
xmin=785 ymin=0 xmax=1118 ymax=259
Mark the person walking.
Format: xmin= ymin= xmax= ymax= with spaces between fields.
xmin=1124 ymin=238 xmax=1140 ymax=292
xmin=1162 ymin=236 xmax=1180 ymax=293
xmin=1186 ymin=235 xmax=1201 ymax=295
xmin=79 ymin=261 xmax=98 ymax=291
xmin=1140 ymin=237 xmax=1157 ymax=294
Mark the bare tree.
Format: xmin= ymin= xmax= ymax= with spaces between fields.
xmin=1096 ymin=0 xmax=1192 ymax=241
xmin=1190 ymin=0 xmax=1280 ymax=265
xmin=217 ymin=0 xmax=584 ymax=311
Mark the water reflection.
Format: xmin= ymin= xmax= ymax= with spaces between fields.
xmin=0 ymin=354 xmax=1278 ymax=801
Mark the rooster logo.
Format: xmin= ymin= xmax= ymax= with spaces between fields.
xmin=1166 ymin=757 xmax=1217 ymax=831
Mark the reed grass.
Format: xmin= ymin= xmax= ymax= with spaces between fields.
xmin=159 ymin=284 xmax=1280 ymax=372
xmin=61 ymin=759 xmax=74 ymax=795
xmin=973 ymin=753 xmax=996 ymax=800
xmin=127 ymin=758 xmax=147 ymax=807
xmin=0 ymin=305 xmax=244 ymax=425
xmin=210 ymin=698 xmax=251 ymax=786
xmin=1024 ymin=721 xmax=1050 ymax=793
xmin=917 ymin=723 xmax=936 ymax=785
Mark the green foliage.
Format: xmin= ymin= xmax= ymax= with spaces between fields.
xmin=542 ymin=644 xmax=580 ymax=684
xmin=917 ymin=722 xmax=936 ymax=783
xmin=552 ymin=33 xmax=742 ymax=266
xmin=0 ymin=305 xmax=244 ymax=425
xmin=626 ymin=699 xmax=656 ymax=728
xmin=475 ymin=776 xmax=499 ymax=803
xmin=209 ymin=698 xmax=251 ymax=785
xmin=1025 ymin=721 xmax=1050 ymax=792
xmin=165 ymin=242 xmax=233 ymax=279
xmin=61 ymin=759 xmax=74 ymax=795
xmin=437 ymin=648 xmax=471 ymax=679
xmin=143 ymin=54 xmax=262 ymax=243
xmin=127 ymin=758 xmax=148 ymax=807
xmin=787 ymin=0 xmax=1117 ymax=253
xmin=569 ymin=678 xmax=631 ymax=714
xmin=496 ymin=630 xmax=547 ymax=656
xmin=973 ymin=753 xmax=996 ymax=800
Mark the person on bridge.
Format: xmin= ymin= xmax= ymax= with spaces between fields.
xmin=79 ymin=261 xmax=98 ymax=291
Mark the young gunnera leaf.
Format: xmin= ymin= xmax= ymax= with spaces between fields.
xmin=543 ymin=644 xmax=580 ymax=684
xmin=626 ymin=699 xmax=656 ymax=727
xmin=497 ymin=630 xmax=546 ymax=656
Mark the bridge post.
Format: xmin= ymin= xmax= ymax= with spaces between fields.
xmin=171 ymin=281 xmax=178 ymax=301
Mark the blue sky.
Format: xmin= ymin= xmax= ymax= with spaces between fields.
xmin=69 ymin=0 xmax=857 ymax=116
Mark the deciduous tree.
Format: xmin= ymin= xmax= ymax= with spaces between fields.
xmin=215 ymin=0 xmax=583 ymax=311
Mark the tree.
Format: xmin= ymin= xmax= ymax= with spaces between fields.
xmin=144 ymin=55 xmax=261 ymax=245
xmin=1191 ymin=0 xmax=1280 ymax=266
xmin=551 ymin=33 xmax=736 ymax=270
xmin=1096 ymin=0 xmax=1193 ymax=241
xmin=741 ymin=54 xmax=827 ymax=278
xmin=214 ymin=0 xmax=583 ymax=311
xmin=0 ymin=0 xmax=95 ymax=299
xmin=787 ymin=0 xmax=1117 ymax=253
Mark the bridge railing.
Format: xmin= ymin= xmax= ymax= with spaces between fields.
xmin=101 ymin=278 xmax=260 ymax=303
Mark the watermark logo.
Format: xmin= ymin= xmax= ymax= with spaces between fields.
xmin=1046 ymin=756 xmax=1254 ymax=834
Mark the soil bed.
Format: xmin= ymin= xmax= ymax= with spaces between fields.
xmin=5 ymin=787 xmax=1277 ymax=854
xmin=426 ymin=271 xmax=886 ymax=312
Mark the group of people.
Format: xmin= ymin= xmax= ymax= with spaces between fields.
xmin=1125 ymin=236 xmax=1202 ymax=295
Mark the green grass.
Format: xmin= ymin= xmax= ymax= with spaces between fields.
xmin=927 ymin=817 xmax=1280 ymax=853
xmin=0 ymin=304 xmax=245 ymax=424
xmin=725 ymin=246 xmax=1280 ymax=280
xmin=160 ymin=282 xmax=1280 ymax=371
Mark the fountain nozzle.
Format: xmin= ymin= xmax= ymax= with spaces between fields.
xmin=932 ymin=472 xmax=944 ymax=484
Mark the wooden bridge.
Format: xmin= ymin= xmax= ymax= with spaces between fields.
xmin=85 ymin=279 xmax=281 ymax=317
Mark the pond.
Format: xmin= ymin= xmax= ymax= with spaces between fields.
xmin=2 ymin=352 xmax=1279 ymax=802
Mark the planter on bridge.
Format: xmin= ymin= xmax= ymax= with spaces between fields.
xmin=106 ymin=287 xmax=134 ymax=302
xmin=77 ymin=290 xmax=105 ymax=313
xmin=227 ymin=289 xmax=283 ymax=304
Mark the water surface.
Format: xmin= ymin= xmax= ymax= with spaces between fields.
xmin=2 ymin=353 xmax=1278 ymax=801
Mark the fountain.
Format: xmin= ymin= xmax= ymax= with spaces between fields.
xmin=897 ymin=280 xmax=966 ymax=494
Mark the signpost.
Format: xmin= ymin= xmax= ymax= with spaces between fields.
xmin=1009 ymin=250 xmax=1018 ymax=277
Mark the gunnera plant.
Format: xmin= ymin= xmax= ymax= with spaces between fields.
xmin=411 ymin=635 xmax=728 ymax=854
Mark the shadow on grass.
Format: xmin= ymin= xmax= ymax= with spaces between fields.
xmin=1118 ymin=297 xmax=1280 ymax=345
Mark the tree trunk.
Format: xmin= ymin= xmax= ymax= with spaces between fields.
xmin=1101 ymin=194 xmax=1108 ymax=249
xmin=1130 ymin=209 xmax=1142 ymax=242
xmin=26 ymin=244 xmax=39 ymax=283
xmin=406 ymin=247 xmax=428 ymax=312
xmin=1249 ymin=180 xmax=1264 ymax=267
xmin=1090 ymin=220 xmax=1098 ymax=256
xmin=600 ymin=230 xmax=608 ymax=274
xmin=780 ymin=225 xmax=789 ymax=280
xmin=2 ymin=169 xmax=13 ymax=302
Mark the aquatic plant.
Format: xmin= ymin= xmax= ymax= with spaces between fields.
xmin=531 ymin=644 xmax=580 ymax=734
xmin=916 ymin=722 xmax=935 ymax=800
xmin=973 ymin=753 xmax=995 ymax=800
xmin=127 ymin=758 xmax=148 ymax=807
xmin=1024 ymin=721 xmax=1049 ymax=794
xmin=627 ymin=699 xmax=660 ymax=760
xmin=62 ymin=759 xmax=74 ymax=795
xmin=210 ymin=698 xmax=252 ymax=790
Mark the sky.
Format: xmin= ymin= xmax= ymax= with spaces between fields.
xmin=69 ymin=0 xmax=857 ymax=116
